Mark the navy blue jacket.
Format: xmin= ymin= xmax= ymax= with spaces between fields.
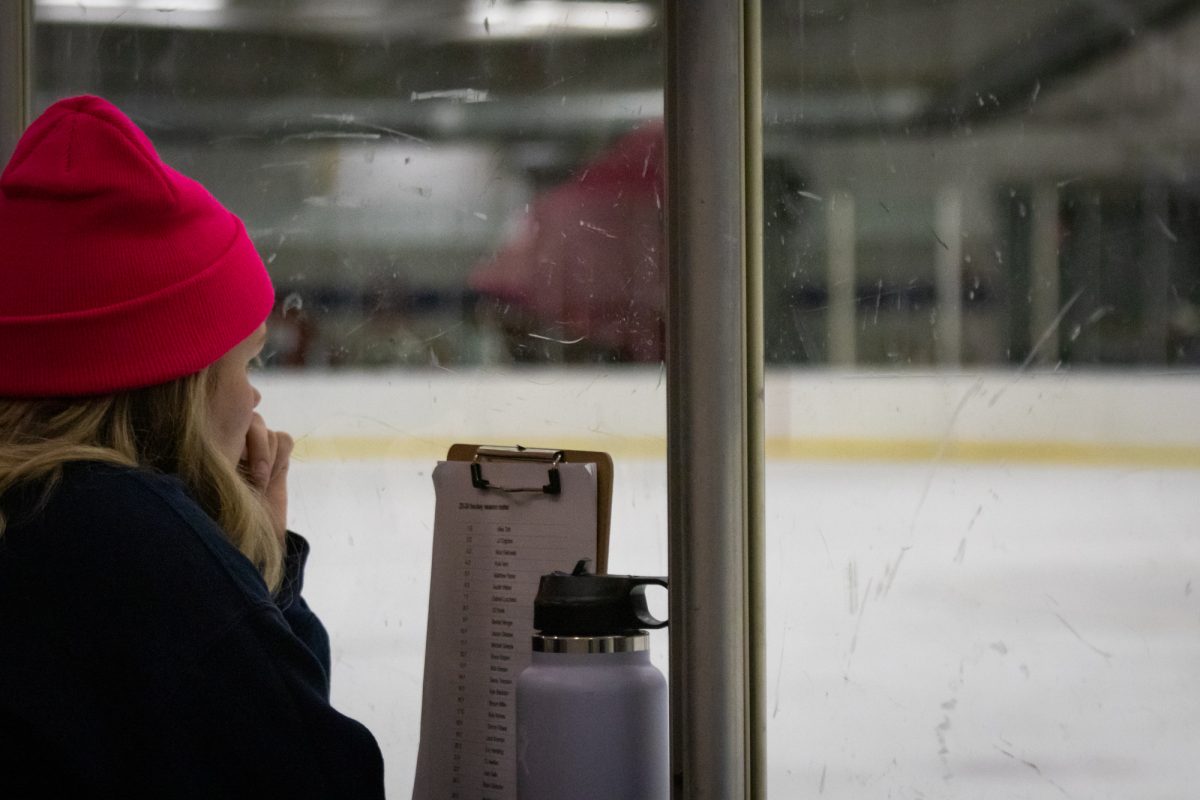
xmin=0 ymin=461 xmax=385 ymax=798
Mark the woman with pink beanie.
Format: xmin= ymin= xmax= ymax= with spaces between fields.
xmin=0 ymin=96 xmax=384 ymax=797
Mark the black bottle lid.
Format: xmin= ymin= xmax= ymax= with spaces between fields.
xmin=533 ymin=559 xmax=668 ymax=636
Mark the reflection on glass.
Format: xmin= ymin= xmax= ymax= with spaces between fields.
xmin=33 ymin=1 xmax=665 ymax=371
xmin=470 ymin=121 xmax=664 ymax=363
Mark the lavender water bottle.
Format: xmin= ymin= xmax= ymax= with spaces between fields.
xmin=516 ymin=561 xmax=668 ymax=800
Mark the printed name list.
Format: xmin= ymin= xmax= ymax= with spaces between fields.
xmin=412 ymin=459 xmax=597 ymax=800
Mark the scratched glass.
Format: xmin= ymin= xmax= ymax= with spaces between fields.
xmin=33 ymin=3 xmax=666 ymax=797
xmin=763 ymin=2 xmax=1200 ymax=797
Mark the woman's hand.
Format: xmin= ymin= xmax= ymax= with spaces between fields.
xmin=240 ymin=412 xmax=292 ymax=543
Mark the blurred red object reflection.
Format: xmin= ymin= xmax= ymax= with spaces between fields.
xmin=469 ymin=121 xmax=665 ymax=362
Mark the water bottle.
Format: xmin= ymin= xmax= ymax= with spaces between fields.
xmin=516 ymin=560 xmax=668 ymax=800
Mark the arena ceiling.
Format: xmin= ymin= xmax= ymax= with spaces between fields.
xmin=30 ymin=0 xmax=1200 ymax=142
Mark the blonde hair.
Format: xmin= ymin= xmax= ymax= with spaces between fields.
xmin=0 ymin=371 xmax=284 ymax=592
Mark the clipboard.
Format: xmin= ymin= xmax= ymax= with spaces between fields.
xmin=446 ymin=443 xmax=613 ymax=573
xmin=412 ymin=443 xmax=614 ymax=799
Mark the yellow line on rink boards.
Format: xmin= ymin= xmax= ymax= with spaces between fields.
xmin=291 ymin=435 xmax=1200 ymax=469
xmin=290 ymin=436 xmax=668 ymax=462
xmin=765 ymin=437 xmax=1200 ymax=468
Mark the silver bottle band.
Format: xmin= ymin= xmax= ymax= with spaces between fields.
xmin=532 ymin=634 xmax=649 ymax=654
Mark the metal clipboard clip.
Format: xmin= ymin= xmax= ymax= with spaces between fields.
xmin=470 ymin=445 xmax=564 ymax=495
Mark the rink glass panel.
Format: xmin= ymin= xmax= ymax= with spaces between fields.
xmin=760 ymin=2 xmax=1200 ymax=798
xmin=32 ymin=4 xmax=668 ymax=797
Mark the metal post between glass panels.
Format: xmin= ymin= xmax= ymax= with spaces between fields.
xmin=665 ymin=0 xmax=764 ymax=797
xmin=0 ymin=0 xmax=32 ymax=162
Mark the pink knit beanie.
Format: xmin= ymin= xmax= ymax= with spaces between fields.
xmin=0 ymin=95 xmax=274 ymax=397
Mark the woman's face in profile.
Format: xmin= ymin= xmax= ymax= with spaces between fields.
xmin=207 ymin=324 xmax=266 ymax=466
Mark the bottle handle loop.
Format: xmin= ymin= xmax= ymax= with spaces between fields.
xmin=629 ymin=577 xmax=668 ymax=629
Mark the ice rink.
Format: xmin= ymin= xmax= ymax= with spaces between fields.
xmin=260 ymin=369 xmax=1200 ymax=799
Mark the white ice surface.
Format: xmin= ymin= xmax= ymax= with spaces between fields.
xmin=290 ymin=456 xmax=1200 ymax=800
